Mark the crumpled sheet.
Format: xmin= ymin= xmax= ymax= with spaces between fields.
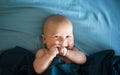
xmin=0 ymin=0 xmax=120 ymax=55
xmin=0 ymin=46 xmax=120 ymax=75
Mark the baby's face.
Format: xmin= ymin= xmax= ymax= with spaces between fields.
xmin=43 ymin=21 xmax=74 ymax=50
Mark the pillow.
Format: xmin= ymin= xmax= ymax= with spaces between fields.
xmin=0 ymin=0 xmax=120 ymax=55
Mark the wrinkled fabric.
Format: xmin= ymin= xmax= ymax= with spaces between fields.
xmin=0 ymin=46 xmax=35 ymax=75
xmin=39 ymin=50 xmax=120 ymax=75
xmin=0 ymin=47 xmax=120 ymax=75
xmin=0 ymin=0 xmax=120 ymax=55
xmin=40 ymin=57 xmax=80 ymax=75
xmin=79 ymin=50 xmax=120 ymax=75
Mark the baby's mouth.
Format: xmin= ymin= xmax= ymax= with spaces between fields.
xmin=65 ymin=46 xmax=68 ymax=49
xmin=57 ymin=46 xmax=68 ymax=50
xmin=57 ymin=47 xmax=60 ymax=51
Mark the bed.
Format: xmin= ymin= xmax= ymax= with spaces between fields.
xmin=0 ymin=0 xmax=120 ymax=75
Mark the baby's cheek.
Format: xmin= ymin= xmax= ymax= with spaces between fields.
xmin=68 ymin=42 xmax=74 ymax=50
xmin=54 ymin=40 xmax=60 ymax=45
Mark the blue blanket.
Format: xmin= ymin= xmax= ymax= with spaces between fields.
xmin=40 ymin=57 xmax=80 ymax=75
xmin=0 ymin=47 xmax=120 ymax=75
xmin=0 ymin=0 xmax=120 ymax=55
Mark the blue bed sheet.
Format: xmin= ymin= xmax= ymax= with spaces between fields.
xmin=0 ymin=0 xmax=120 ymax=55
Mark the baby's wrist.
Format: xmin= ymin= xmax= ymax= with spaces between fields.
xmin=45 ymin=53 xmax=56 ymax=60
xmin=47 ymin=52 xmax=57 ymax=58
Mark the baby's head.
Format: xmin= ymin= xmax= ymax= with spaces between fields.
xmin=42 ymin=14 xmax=74 ymax=50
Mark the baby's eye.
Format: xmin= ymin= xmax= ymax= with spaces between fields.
xmin=66 ymin=35 xmax=71 ymax=38
xmin=54 ymin=35 xmax=59 ymax=39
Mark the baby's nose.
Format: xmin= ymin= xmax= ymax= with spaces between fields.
xmin=60 ymin=38 xmax=67 ymax=47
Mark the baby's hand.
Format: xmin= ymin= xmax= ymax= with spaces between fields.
xmin=58 ymin=47 xmax=68 ymax=56
xmin=48 ymin=45 xmax=59 ymax=57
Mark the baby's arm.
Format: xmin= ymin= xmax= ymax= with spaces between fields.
xmin=59 ymin=47 xmax=87 ymax=64
xmin=33 ymin=45 xmax=59 ymax=74
xmin=65 ymin=47 xmax=87 ymax=64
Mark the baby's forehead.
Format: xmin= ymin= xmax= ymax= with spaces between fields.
xmin=43 ymin=15 xmax=73 ymax=33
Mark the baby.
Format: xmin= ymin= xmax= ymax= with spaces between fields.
xmin=33 ymin=14 xmax=87 ymax=74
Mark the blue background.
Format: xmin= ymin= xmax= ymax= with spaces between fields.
xmin=0 ymin=0 xmax=120 ymax=55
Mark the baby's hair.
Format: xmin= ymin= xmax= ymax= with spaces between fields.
xmin=44 ymin=14 xmax=69 ymax=25
xmin=43 ymin=14 xmax=72 ymax=35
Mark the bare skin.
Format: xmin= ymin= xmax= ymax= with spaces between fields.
xmin=33 ymin=14 xmax=87 ymax=74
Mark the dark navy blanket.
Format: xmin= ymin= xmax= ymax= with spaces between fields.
xmin=0 ymin=46 xmax=35 ymax=75
xmin=0 ymin=46 xmax=120 ymax=75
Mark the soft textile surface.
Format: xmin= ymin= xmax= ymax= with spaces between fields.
xmin=0 ymin=46 xmax=35 ymax=75
xmin=41 ymin=50 xmax=120 ymax=75
xmin=0 ymin=46 xmax=120 ymax=75
xmin=0 ymin=0 xmax=120 ymax=55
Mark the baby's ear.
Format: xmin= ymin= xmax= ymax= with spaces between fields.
xmin=42 ymin=34 xmax=46 ymax=44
